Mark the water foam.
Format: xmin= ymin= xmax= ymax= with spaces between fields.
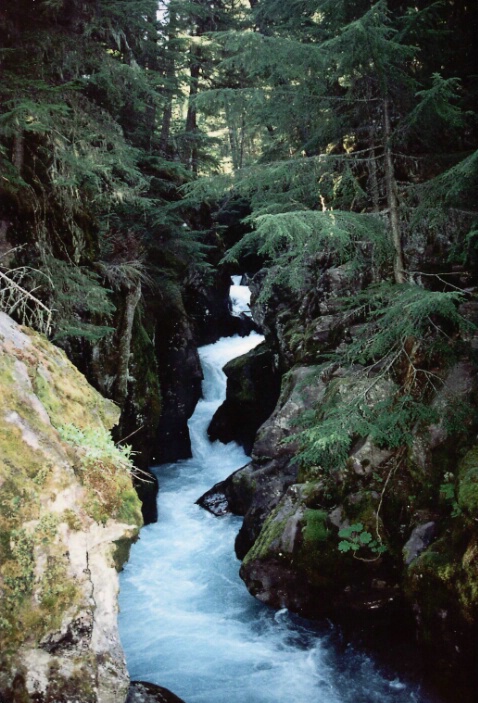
xmin=119 ymin=291 xmax=437 ymax=703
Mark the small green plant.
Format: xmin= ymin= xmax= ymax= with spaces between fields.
xmin=2 ymin=528 xmax=35 ymax=606
xmin=58 ymin=423 xmax=142 ymax=524
xmin=302 ymin=509 xmax=329 ymax=543
xmin=58 ymin=424 xmax=134 ymax=472
xmin=440 ymin=472 xmax=462 ymax=517
xmin=338 ymin=522 xmax=387 ymax=558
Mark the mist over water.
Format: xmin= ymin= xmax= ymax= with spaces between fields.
xmin=119 ymin=290 xmax=437 ymax=703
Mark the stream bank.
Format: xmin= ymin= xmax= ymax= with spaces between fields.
xmin=119 ymin=293 xmax=444 ymax=703
xmin=200 ymin=268 xmax=478 ymax=703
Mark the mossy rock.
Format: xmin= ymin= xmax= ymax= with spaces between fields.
xmin=406 ymin=530 xmax=478 ymax=630
xmin=243 ymin=502 xmax=291 ymax=564
xmin=301 ymin=509 xmax=329 ymax=544
xmin=457 ymin=446 xmax=478 ymax=520
xmin=0 ymin=312 xmax=142 ymax=690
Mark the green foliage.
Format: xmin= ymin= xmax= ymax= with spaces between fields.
xmin=289 ymin=277 xmax=472 ymax=475
xmin=401 ymin=73 xmax=468 ymax=149
xmin=222 ymin=208 xmax=392 ymax=302
xmin=58 ymin=424 xmax=135 ymax=473
xmin=292 ymin=384 xmax=438 ymax=473
xmin=0 ymin=0 xmax=223 ymax=352
xmin=58 ymin=423 xmax=142 ymax=525
xmin=0 ymin=256 xmax=116 ymax=341
xmin=190 ymin=0 xmax=478 ymax=290
xmin=457 ymin=448 xmax=478 ymax=521
xmin=302 ymin=509 xmax=329 ymax=543
xmin=413 ymin=149 xmax=478 ymax=217
xmin=2 ymin=529 xmax=35 ymax=605
xmin=439 ymin=474 xmax=462 ymax=518
xmin=338 ymin=522 xmax=387 ymax=556
xmin=39 ymin=257 xmax=116 ymax=342
xmin=341 ymin=282 xmax=471 ymax=365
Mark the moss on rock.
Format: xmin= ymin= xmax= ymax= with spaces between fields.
xmin=0 ymin=312 xmax=141 ymax=701
xmin=301 ymin=509 xmax=329 ymax=544
xmin=457 ymin=447 xmax=478 ymax=520
xmin=243 ymin=503 xmax=290 ymax=564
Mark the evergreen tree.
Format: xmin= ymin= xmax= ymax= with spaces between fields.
xmin=186 ymin=0 xmax=478 ymax=468
xmin=193 ymin=0 xmax=477 ymax=287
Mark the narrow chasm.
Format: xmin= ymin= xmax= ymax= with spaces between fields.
xmin=119 ymin=280 xmax=457 ymax=703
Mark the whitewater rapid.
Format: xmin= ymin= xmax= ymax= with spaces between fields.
xmin=118 ymin=286 xmax=437 ymax=703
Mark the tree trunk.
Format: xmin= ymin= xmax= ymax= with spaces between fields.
xmin=226 ymin=104 xmax=241 ymax=170
xmin=12 ymin=126 xmax=24 ymax=174
xmin=158 ymin=9 xmax=178 ymax=157
xmin=185 ymin=48 xmax=200 ymax=174
xmin=159 ymin=101 xmax=173 ymax=156
xmin=114 ymin=280 xmax=142 ymax=406
xmin=383 ymin=99 xmax=405 ymax=284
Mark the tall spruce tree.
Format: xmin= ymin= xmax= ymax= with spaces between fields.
xmin=193 ymin=0 xmax=477 ymax=288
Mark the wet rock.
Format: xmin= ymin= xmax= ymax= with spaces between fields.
xmin=403 ymin=522 xmax=437 ymax=565
xmin=127 ymin=681 xmax=187 ymax=703
xmin=234 ymin=458 xmax=299 ymax=558
xmin=196 ymin=484 xmax=231 ymax=516
xmin=152 ymin=301 xmax=203 ymax=463
xmin=0 ymin=312 xmax=142 ymax=702
xmin=134 ymin=469 xmax=160 ymax=525
xmin=239 ymin=485 xmax=398 ymax=618
xmin=208 ymin=342 xmax=281 ymax=454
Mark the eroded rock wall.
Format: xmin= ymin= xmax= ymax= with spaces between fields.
xmin=0 ymin=312 xmax=143 ymax=703
xmin=200 ymin=260 xmax=478 ymax=700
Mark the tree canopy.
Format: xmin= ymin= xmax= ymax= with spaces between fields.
xmin=0 ymin=0 xmax=476 ymax=345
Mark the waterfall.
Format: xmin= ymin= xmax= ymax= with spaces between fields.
xmin=118 ymin=280 xmax=437 ymax=703
xmin=230 ymin=275 xmax=253 ymax=317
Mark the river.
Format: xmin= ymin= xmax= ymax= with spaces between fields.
xmin=118 ymin=282 xmax=439 ymax=703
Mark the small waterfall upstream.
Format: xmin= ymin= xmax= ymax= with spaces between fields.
xmin=118 ymin=281 xmax=437 ymax=703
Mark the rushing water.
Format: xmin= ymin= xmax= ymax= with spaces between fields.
xmin=118 ymin=286 xmax=438 ymax=703
xmin=230 ymin=275 xmax=253 ymax=317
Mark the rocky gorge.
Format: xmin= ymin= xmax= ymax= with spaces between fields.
xmin=200 ymin=262 xmax=478 ymax=702
xmin=0 ymin=271 xmax=258 ymax=703
xmin=1 ymin=251 xmax=477 ymax=702
xmin=0 ymin=310 xmax=191 ymax=703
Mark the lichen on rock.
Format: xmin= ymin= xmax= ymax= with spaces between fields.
xmin=0 ymin=312 xmax=143 ymax=703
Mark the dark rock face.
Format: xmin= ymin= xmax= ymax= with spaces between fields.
xmin=234 ymin=366 xmax=327 ymax=557
xmin=151 ymin=297 xmax=203 ymax=464
xmin=133 ymin=469 xmax=159 ymax=525
xmin=197 ymin=463 xmax=256 ymax=516
xmin=207 ymin=342 xmax=281 ymax=454
xmin=248 ymin=263 xmax=369 ymax=372
xmin=183 ymin=267 xmax=259 ymax=344
xmin=127 ymin=681 xmax=187 ymax=703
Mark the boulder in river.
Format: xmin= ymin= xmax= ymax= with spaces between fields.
xmin=127 ymin=681 xmax=187 ymax=703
